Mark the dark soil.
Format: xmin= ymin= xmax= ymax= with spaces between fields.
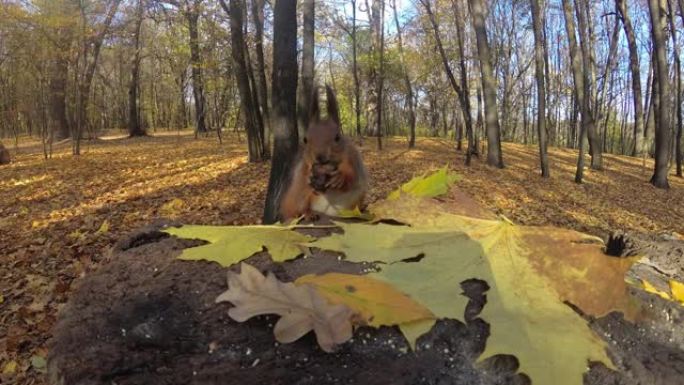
xmin=47 ymin=223 xmax=684 ymax=385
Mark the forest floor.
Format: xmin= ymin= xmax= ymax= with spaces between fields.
xmin=0 ymin=131 xmax=683 ymax=384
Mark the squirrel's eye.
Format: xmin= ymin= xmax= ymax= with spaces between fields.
xmin=334 ymin=134 xmax=341 ymax=142
xmin=303 ymin=137 xmax=308 ymax=144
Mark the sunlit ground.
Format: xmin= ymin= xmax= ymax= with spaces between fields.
xmin=0 ymin=130 xmax=682 ymax=383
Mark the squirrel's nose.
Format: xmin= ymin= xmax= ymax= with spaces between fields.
xmin=316 ymin=154 xmax=329 ymax=164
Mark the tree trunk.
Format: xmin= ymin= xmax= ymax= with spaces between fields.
xmin=128 ymin=0 xmax=146 ymax=137
xmin=187 ymin=4 xmax=207 ymax=134
xmin=668 ymin=0 xmax=682 ymax=177
xmin=250 ymin=0 xmax=271 ymax=157
xmin=531 ymin=0 xmax=550 ymax=177
xmin=523 ymin=89 xmax=529 ymax=145
xmin=49 ymin=58 xmax=70 ymax=140
xmin=574 ymin=0 xmax=602 ymax=169
xmin=299 ymin=0 xmax=315 ymax=133
xmin=422 ymin=0 xmax=475 ymax=164
xmin=244 ymin=32 xmax=265 ymax=146
xmin=452 ymin=0 xmax=476 ymax=164
xmin=178 ymin=70 xmax=188 ymax=129
xmin=391 ymin=0 xmax=416 ymax=148
xmin=263 ymin=0 xmax=299 ymax=224
xmin=648 ymin=0 xmax=672 ymax=188
xmin=351 ymin=0 xmax=361 ymax=139
xmin=616 ymin=0 xmax=645 ymax=157
xmin=596 ymin=17 xmax=620 ymax=151
xmin=221 ymin=0 xmax=264 ymax=162
xmin=676 ymin=0 xmax=684 ymax=176
xmin=469 ymin=0 xmax=504 ymax=168
xmin=365 ymin=0 xmax=384 ymax=149
xmin=561 ymin=0 xmax=591 ymax=183
xmin=74 ymin=0 xmax=121 ymax=155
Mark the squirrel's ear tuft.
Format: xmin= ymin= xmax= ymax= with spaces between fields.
xmin=308 ymin=87 xmax=321 ymax=127
xmin=325 ymin=84 xmax=340 ymax=126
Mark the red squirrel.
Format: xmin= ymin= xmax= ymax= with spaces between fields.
xmin=279 ymin=85 xmax=368 ymax=222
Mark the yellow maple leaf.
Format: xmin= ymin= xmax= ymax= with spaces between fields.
xmin=296 ymin=273 xmax=434 ymax=327
xmin=641 ymin=279 xmax=671 ymax=300
xmin=668 ymin=280 xmax=684 ymax=304
xmin=164 ymin=224 xmax=313 ymax=266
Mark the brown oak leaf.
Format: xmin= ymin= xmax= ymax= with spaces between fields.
xmin=216 ymin=263 xmax=353 ymax=352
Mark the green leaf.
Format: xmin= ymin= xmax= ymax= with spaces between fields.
xmin=308 ymin=221 xmax=469 ymax=265
xmin=31 ymin=355 xmax=46 ymax=373
xmin=335 ymin=206 xmax=373 ymax=220
xmin=310 ymin=199 xmax=629 ymax=385
xmin=387 ymin=166 xmax=459 ymax=200
xmin=310 ymin=217 xmax=615 ymax=385
xmin=164 ymin=225 xmax=313 ymax=266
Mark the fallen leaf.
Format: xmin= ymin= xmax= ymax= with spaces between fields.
xmin=2 ymin=360 xmax=17 ymax=375
xmin=306 ymin=169 xmax=629 ymax=385
xmin=68 ymin=229 xmax=85 ymax=240
xmin=296 ymin=273 xmax=435 ymax=327
xmin=216 ymin=263 xmax=353 ymax=352
xmin=641 ymin=279 xmax=671 ymax=300
xmin=30 ymin=355 xmax=46 ymax=373
xmin=386 ymin=166 xmax=458 ymax=200
xmin=160 ymin=198 xmax=186 ymax=218
xmin=317 ymin=216 xmax=614 ymax=385
xmin=309 ymin=222 xmax=464 ymax=265
xmin=335 ymin=206 xmax=373 ymax=220
xmin=96 ymin=219 xmax=110 ymax=234
xmin=670 ymin=280 xmax=684 ymax=304
xmin=164 ymin=225 xmax=313 ymax=266
xmin=371 ymin=185 xmax=639 ymax=320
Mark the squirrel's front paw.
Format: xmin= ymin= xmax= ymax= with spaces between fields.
xmin=325 ymin=170 xmax=345 ymax=190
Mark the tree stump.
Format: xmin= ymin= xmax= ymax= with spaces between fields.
xmin=47 ymin=223 xmax=684 ymax=385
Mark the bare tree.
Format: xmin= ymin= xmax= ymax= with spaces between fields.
xmin=73 ymin=0 xmax=122 ymax=155
xmin=647 ymin=0 xmax=672 ymax=188
xmin=250 ymin=0 xmax=270 ymax=157
xmin=420 ymin=0 xmax=476 ymax=164
xmin=220 ymin=0 xmax=264 ymax=161
xmin=561 ymin=0 xmax=592 ymax=182
xmin=366 ymin=0 xmax=384 ymax=150
xmin=351 ymin=0 xmax=361 ymax=138
xmin=40 ymin=0 xmax=77 ymax=141
xmin=469 ymin=0 xmax=504 ymax=168
xmin=616 ymin=0 xmax=645 ymax=157
xmin=129 ymin=0 xmax=146 ymax=137
xmin=186 ymin=0 xmax=206 ymax=134
xmin=668 ymin=0 xmax=682 ymax=177
xmin=531 ymin=0 xmax=549 ymax=177
xmin=299 ymin=0 xmax=315 ymax=133
xmin=391 ymin=0 xmax=416 ymax=148
xmin=574 ymin=0 xmax=602 ymax=169
xmin=162 ymin=0 xmax=207 ymax=134
xmin=452 ymin=0 xmax=476 ymax=163
xmin=264 ymin=0 xmax=299 ymax=223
